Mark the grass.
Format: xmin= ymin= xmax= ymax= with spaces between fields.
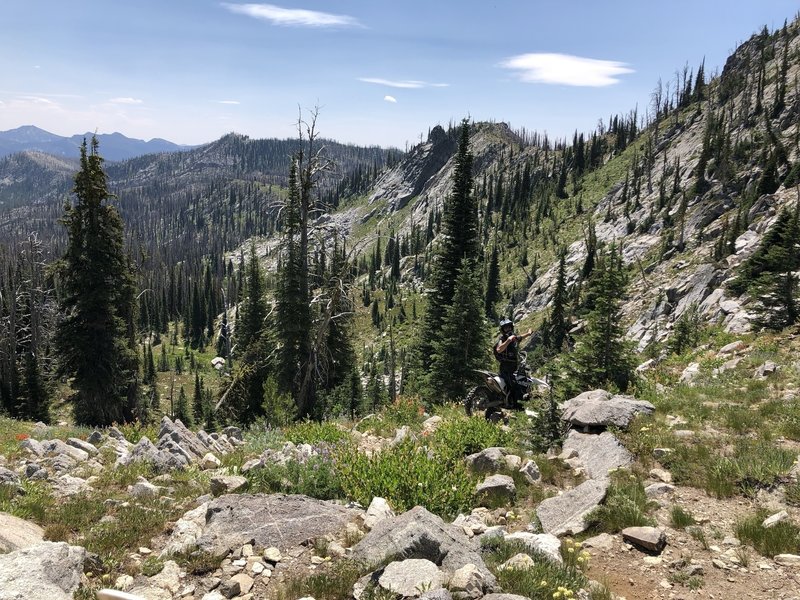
xmin=669 ymin=505 xmax=696 ymax=529
xmin=482 ymin=538 xmax=591 ymax=600
xmin=284 ymin=420 xmax=351 ymax=445
xmin=585 ymin=471 xmax=657 ymax=533
xmin=274 ymin=559 xmax=368 ymax=600
xmin=735 ymin=510 xmax=800 ymax=557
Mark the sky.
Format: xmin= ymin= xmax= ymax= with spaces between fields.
xmin=0 ymin=1 xmax=797 ymax=149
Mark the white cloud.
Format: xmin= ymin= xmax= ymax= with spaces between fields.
xmin=218 ymin=100 xmax=241 ymax=105
xmin=33 ymin=65 xmax=41 ymax=70
xmin=109 ymin=97 xmax=143 ymax=104
xmin=222 ymin=3 xmax=361 ymax=28
xmin=359 ymin=77 xmax=449 ymax=89
xmin=21 ymin=96 xmax=56 ymax=105
xmin=383 ymin=95 xmax=397 ymax=103
xmin=500 ymin=53 xmax=633 ymax=87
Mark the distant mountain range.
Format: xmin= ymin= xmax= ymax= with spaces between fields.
xmin=0 ymin=126 xmax=196 ymax=161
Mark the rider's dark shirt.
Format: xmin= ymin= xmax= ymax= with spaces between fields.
xmin=494 ymin=333 xmax=518 ymax=371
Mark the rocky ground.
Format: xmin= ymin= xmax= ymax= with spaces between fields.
xmin=1 ymin=336 xmax=800 ymax=600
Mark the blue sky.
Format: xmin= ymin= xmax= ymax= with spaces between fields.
xmin=0 ymin=1 xmax=797 ymax=148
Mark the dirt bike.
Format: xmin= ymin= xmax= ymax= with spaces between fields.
xmin=464 ymin=352 xmax=549 ymax=419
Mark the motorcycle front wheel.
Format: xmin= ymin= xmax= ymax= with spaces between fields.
xmin=464 ymin=385 xmax=491 ymax=416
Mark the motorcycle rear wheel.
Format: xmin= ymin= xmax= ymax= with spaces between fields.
xmin=464 ymin=385 xmax=491 ymax=416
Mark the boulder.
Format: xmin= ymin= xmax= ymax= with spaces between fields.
xmin=222 ymin=426 xmax=243 ymax=442
xmin=762 ymin=511 xmax=789 ymax=528
xmin=66 ymin=437 xmax=98 ymax=456
xmin=499 ymin=553 xmax=536 ymax=571
xmin=755 ymin=361 xmax=779 ymax=379
xmin=119 ymin=436 xmax=185 ymax=472
xmin=160 ymin=503 xmax=208 ymax=557
xmin=465 ymin=448 xmax=507 ymax=474
xmin=645 ymin=483 xmax=675 ymax=498
xmin=196 ymin=494 xmax=359 ymax=556
xmin=378 ymin=558 xmax=444 ymax=597
xmin=561 ymin=431 xmax=633 ymax=480
xmin=774 ymin=554 xmax=800 ymax=567
xmin=536 ymin=478 xmax=609 ymax=536
xmin=0 ymin=512 xmax=44 ymax=552
xmin=363 ymin=497 xmax=395 ymax=530
xmin=19 ymin=438 xmax=45 ymax=457
xmin=519 ymin=459 xmax=541 ymax=484
xmin=476 ymin=474 xmax=516 ymax=506
xmin=352 ymin=506 xmax=496 ymax=589
xmin=504 ymin=532 xmax=562 ymax=564
xmin=129 ymin=476 xmax=160 ymax=500
xmin=51 ymin=475 xmax=91 ymax=498
xmin=41 ymin=439 xmax=89 ymax=462
xmin=0 ymin=541 xmax=86 ymax=600
xmin=0 ymin=466 xmax=22 ymax=494
xmin=449 ymin=563 xmax=485 ymax=599
xmin=157 ymin=416 xmax=212 ymax=460
xmin=87 ymin=431 xmax=104 ymax=445
xmin=561 ymin=390 xmax=654 ymax=430
xmin=201 ymin=453 xmax=222 ymax=470
xmin=718 ymin=340 xmax=745 ymax=355
xmin=621 ymin=526 xmax=667 ymax=553
xmin=679 ymin=363 xmax=701 ymax=384
xmin=210 ymin=475 xmax=248 ymax=497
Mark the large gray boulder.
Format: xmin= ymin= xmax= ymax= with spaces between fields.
xmin=465 ymin=448 xmax=507 ymax=474
xmin=352 ymin=506 xmax=497 ymax=590
xmin=40 ymin=439 xmax=89 ymax=462
xmin=536 ymin=478 xmax=609 ymax=536
xmin=196 ymin=494 xmax=359 ymax=556
xmin=0 ymin=541 xmax=86 ymax=600
xmin=504 ymin=532 xmax=562 ymax=564
xmin=476 ymin=474 xmax=516 ymax=506
xmin=0 ymin=512 xmax=44 ymax=552
xmin=119 ymin=436 xmax=186 ymax=472
xmin=378 ymin=559 xmax=444 ymax=597
xmin=561 ymin=389 xmax=654 ymax=430
xmin=157 ymin=416 xmax=212 ymax=460
xmin=622 ymin=527 xmax=667 ymax=553
xmin=561 ymin=431 xmax=633 ymax=480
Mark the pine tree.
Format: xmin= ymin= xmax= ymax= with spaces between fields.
xmin=236 ymin=244 xmax=268 ymax=353
xmin=55 ymin=137 xmax=138 ymax=426
xmin=548 ymin=250 xmax=569 ymax=353
xmin=429 ymin=258 xmax=488 ymax=401
xmin=569 ymin=244 xmax=635 ymax=393
xmin=420 ymin=119 xmax=480 ymax=368
xmin=484 ymin=245 xmax=501 ymax=318
xmin=175 ymin=385 xmax=193 ymax=426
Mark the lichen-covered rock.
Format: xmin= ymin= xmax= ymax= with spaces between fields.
xmin=0 ymin=541 xmax=86 ymax=600
xmin=561 ymin=390 xmax=654 ymax=430
xmin=536 ymin=478 xmax=609 ymax=536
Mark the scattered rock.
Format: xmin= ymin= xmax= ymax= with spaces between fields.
xmin=65 ymin=437 xmax=98 ymax=456
xmin=129 ymin=476 xmax=160 ymax=500
xmin=476 ymin=474 xmax=516 ymax=506
xmin=210 ymin=475 xmax=248 ymax=497
xmin=762 ymin=510 xmax=789 ymax=528
xmin=352 ymin=506 xmax=496 ymax=590
xmin=202 ymin=453 xmax=222 ymax=469
xmin=561 ymin=390 xmax=655 ymax=430
xmin=378 ymin=558 xmax=444 ymax=597
xmin=649 ymin=468 xmax=672 ymax=483
xmin=504 ymin=454 xmax=522 ymax=470
xmin=41 ymin=439 xmax=88 ymax=462
xmin=465 ymin=448 xmax=507 ymax=474
xmin=264 ymin=547 xmax=283 ymax=563
xmin=718 ymin=340 xmax=745 ymax=355
xmin=231 ymin=572 xmax=254 ymax=594
xmin=754 ymin=361 xmax=779 ymax=379
xmin=0 ymin=541 xmax=86 ymax=600
xmin=645 ymin=483 xmax=675 ymax=498
xmin=0 ymin=467 xmax=22 ymax=494
xmin=679 ymin=363 xmax=701 ymax=384
xmin=536 ymin=478 xmax=609 ymax=536
xmin=774 ymin=553 xmax=800 ymax=567
xmin=449 ymin=563 xmax=485 ymax=599
xmin=621 ymin=526 xmax=667 ymax=553
xmin=19 ymin=438 xmax=45 ymax=457
xmin=518 ymin=459 xmax=541 ymax=484
xmin=422 ymin=416 xmax=443 ymax=433
xmin=561 ymin=431 xmax=633 ymax=479
xmin=51 ymin=474 xmax=91 ymax=497
xmin=581 ymin=532 xmax=615 ymax=550
xmin=363 ymin=497 xmax=395 ymax=530
xmin=504 ymin=532 xmax=562 ymax=564
xmin=160 ymin=503 xmax=208 ymax=557
xmin=0 ymin=512 xmax=44 ymax=552
xmin=499 ymin=553 xmax=536 ymax=571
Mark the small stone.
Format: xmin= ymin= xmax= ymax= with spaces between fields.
xmin=504 ymin=454 xmax=522 ymax=470
xmin=499 ymin=553 xmax=536 ymax=571
xmin=209 ymin=475 xmax=248 ymax=496
xmin=762 ymin=510 xmax=789 ymax=528
xmin=202 ymin=452 xmax=222 ymax=470
xmin=645 ymin=483 xmax=675 ymax=498
xmin=643 ymin=556 xmax=662 ymax=566
xmin=264 ymin=547 xmax=282 ymax=563
xmin=475 ymin=474 xmax=516 ymax=506
xmin=652 ymin=448 xmax=673 ymax=460
xmin=363 ymin=497 xmax=395 ymax=530
xmin=139 ymin=546 xmax=152 ymax=555
xmin=649 ymin=468 xmax=672 ymax=483
xmin=518 ymin=459 xmax=541 ymax=484
xmin=231 ymin=573 xmax=254 ymax=594
xmin=251 ymin=562 xmax=265 ymax=574
xmin=621 ymin=527 xmax=667 ymax=553
xmin=241 ymin=543 xmax=254 ymax=557
xmin=232 ymin=558 xmax=247 ymax=567
xmin=115 ymin=574 xmax=134 ymax=591
xmin=712 ymin=558 xmax=727 ymax=569
xmin=659 ymin=579 xmax=673 ymax=589
xmin=218 ymin=578 xmax=241 ymax=599
xmin=685 ymin=564 xmax=704 ymax=576
xmin=449 ymin=563 xmax=484 ymax=599
xmin=774 ymin=553 xmax=800 ymax=567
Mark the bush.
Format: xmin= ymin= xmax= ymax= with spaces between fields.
xmin=670 ymin=505 xmax=696 ymax=529
xmin=247 ymin=455 xmax=344 ymax=501
xmin=284 ymin=420 xmax=350 ymax=446
xmin=355 ymin=396 xmax=426 ymax=437
xmin=586 ymin=470 xmax=656 ymax=533
xmin=334 ymin=440 xmax=475 ymax=518
xmin=432 ymin=417 xmax=513 ymax=466
xmin=115 ymin=420 xmax=161 ymax=444
xmin=735 ymin=510 xmax=800 ymax=557
xmin=482 ymin=538 xmax=589 ymax=600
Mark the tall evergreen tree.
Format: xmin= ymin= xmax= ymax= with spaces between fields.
xmin=55 ymin=137 xmax=138 ymax=426
xmin=235 ymin=244 xmax=268 ymax=353
xmin=548 ymin=249 xmax=569 ymax=353
xmin=420 ymin=119 xmax=480 ymax=369
xmin=568 ymin=244 xmax=635 ymax=393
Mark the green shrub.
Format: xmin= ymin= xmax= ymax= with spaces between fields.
xmin=735 ymin=511 xmax=800 ymax=557
xmin=335 ymin=440 xmax=474 ymax=518
xmin=0 ymin=480 xmax=54 ymax=522
xmin=432 ymin=417 xmax=512 ymax=466
xmin=84 ymin=503 xmax=171 ymax=569
xmin=275 ymin=559 xmax=367 ymax=600
xmin=115 ymin=420 xmax=161 ymax=444
xmin=284 ymin=420 xmax=350 ymax=446
xmin=243 ymin=422 xmax=286 ymax=454
xmin=784 ymin=481 xmax=800 ymax=506
xmin=586 ymin=470 xmax=656 ymax=533
xmin=670 ymin=505 xmax=696 ymax=529
xmin=246 ymin=455 xmax=344 ymax=501
xmin=45 ymin=494 xmax=107 ymax=534
xmin=141 ymin=556 xmax=165 ymax=576
xmin=355 ymin=396 xmax=427 ymax=437
xmin=482 ymin=538 xmax=589 ymax=600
